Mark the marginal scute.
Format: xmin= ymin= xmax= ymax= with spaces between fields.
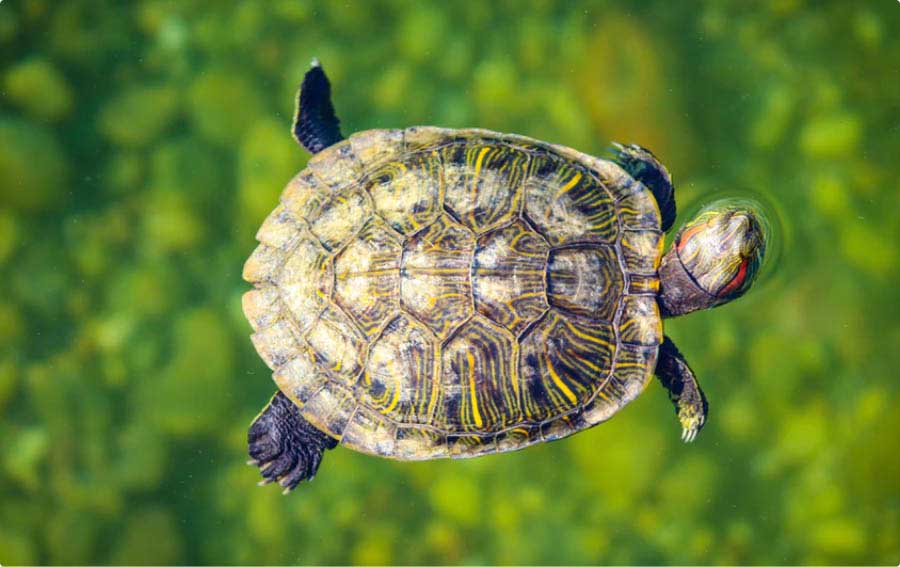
xmin=400 ymin=214 xmax=474 ymax=340
xmin=439 ymin=315 xmax=520 ymax=433
xmin=242 ymin=286 xmax=281 ymax=332
xmin=256 ymin=204 xmax=303 ymax=250
xmin=404 ymin=126 xmax=455 ymax=153
xmin=518 ymin=310 xmax=615 ymax=421
xmin=615 ymin=179 xmax=661 ymax=230
xmin=301 ymin=384 xmax=356 ymax=438
xmin=627 ymin=273 xmax=661 ymax=295
xmin=472 ymin=220 xmax=549 ymax=335
xmin=361 ymin=314 xmax=439 ymax=425
xmin=366 ymin=151 xmax=442 ymax=235
xmin=333 ymin=218 xmax=402 ymax=337
xmin=495 ymin=424 xmax=541 ymax=453
xmin=590 ymin=158 xmax=641 ymax=200
xmin=251 ymin=319 xmax=301 ymax=371
xmin=248 ymin=241 xmax=291 ymax=283
xmin=395 ymin=427 xmax=445 ymax=460
xmin=547 ymin=245 xmax=622 ymax=322
xmin=442 ymin=143 xmax=529 ymax=233
xmin=272 ymin=346 xmax=332 ymax=408
xmin=524 ymin=155 xmax=619 ymax=246
xmin=540 ymin=413 xmax=582 ymax=442
xmin=619 ymin=295 xmax=662 ymax=346
xmin=601 ymin=342 xmax=658 ymax=408
xmin=348 ymin=129 xmax=403 ymax=167
xmin=447 ymin=434 xmax=497 ymax=458
xmin=281 ymin=171 xmax=329 ymax=222
xmin=620 ymin=229 xmax=664 ymax=274
xmin=340 ymin=407 xmax=398 ymax=457
xmin=305 ymin=139 xmax=361 ymax=191
xmin=308 ymin=188 xmax=372 ymax=251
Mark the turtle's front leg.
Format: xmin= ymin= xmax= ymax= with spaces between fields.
xmin=655 ymin=336 xmax=708 ymax=442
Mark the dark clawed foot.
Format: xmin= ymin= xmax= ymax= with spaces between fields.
xmin=248 ymin=392 xmax=337 ymax=493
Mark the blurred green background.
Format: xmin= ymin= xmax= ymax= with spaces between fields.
xmin=1 ymin=1 xmax=899 ymax=564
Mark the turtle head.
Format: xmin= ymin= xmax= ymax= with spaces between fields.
xmin=658 ymin=201 xmax=767 ymax=317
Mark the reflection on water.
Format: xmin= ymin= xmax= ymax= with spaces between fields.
xmin=0 ymin=2 xmax=898 ymax=564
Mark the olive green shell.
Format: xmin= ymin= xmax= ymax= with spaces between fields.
xmin=242 ymin=127 xmax=664 ymax=460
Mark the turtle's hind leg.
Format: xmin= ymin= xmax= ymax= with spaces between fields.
xmin=248 ymin=391 xmax=338 ymax=493
xmin=292 ymin=59 xmax=344 ymax=154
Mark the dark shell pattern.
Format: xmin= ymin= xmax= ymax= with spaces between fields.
xmin=242 ymin=127 xmax=664 ymax=460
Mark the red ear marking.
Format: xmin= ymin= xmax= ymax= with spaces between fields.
xmin=719 ymin=258 xmax=748 ymax=297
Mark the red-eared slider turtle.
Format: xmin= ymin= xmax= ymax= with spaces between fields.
xmin=242 ymin=62 xmax=767 ymax=492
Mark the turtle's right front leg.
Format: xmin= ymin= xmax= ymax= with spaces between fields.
xmin=248 ymin=391 xmax=337 ymax=493
xmin=655 ymin=336 xmax=708 ymax=442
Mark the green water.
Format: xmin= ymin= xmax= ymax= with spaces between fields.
xmin=1 ymin=1 xmax=899 ymax=565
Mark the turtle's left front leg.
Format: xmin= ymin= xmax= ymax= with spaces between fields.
xmin=655 ymin=336 xmax=708 ymax=442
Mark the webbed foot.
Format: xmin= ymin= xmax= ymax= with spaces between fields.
xmin=248 ymin=391 xmax=337 ymax=493
xmin=655 ymin=336 xmax=709 ymax=443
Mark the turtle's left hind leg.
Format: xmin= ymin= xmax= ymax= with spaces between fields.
xmin=292 ymin=59 xmax=344 ymax=154
xmin=248 ymin=391 xmax=337 ymax=493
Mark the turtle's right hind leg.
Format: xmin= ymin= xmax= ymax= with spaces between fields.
xmin=248 ymin=391 xmax=337 ymax=493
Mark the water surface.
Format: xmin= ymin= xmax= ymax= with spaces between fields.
xmin=1 ymin=1 xmax=898 ymax=564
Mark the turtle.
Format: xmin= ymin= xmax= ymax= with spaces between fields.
xmin=242 ymin=61 xmax=767 ymax=492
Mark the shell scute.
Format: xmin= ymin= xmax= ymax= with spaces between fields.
xmin=340 ymin=407 xmax=397 ymax=457
xmin=302 ymin=384 xmax=357 ymax=438
xmin=517 ymin=310 xmax=616 ymax=421
xmin=399 ymin=214 xmax=475 ymax=340
xmin=303 ymin=303 xmax=367 ymax=388
xmin=442 ymin=142 xmax=529 ymax=234
xmin=243 ymin=243 xmax=285 ymax=284
xmin=348 ymin=129 xmax=403 ymax=166
xmin=305 ymin=139 xmax=362 ymax=191
xmin=620 ymin=229 xmax=664 ymax=275
xmin=472 ymin=220 xmax=549 ymax=335
xmin=308 ymin=188 xmax=372 ymax=251
xmin=360 ymin=314 xmax=439 ymax=425
xmin=523 ymin=155 xmax=619 ymax=246
xmin=366 ymin=150 xmax=442 ymax=235
xmin=619 ymin=295 xmax=662 ymax=346
xmin=276 ymin=232 xmax=332 ymax=336
xmin=439 ymin=315 xmax=521 ymax=433
xmin=333 ymin=218 xmax=403 ymax=338
xmin=242 ymin=286 xmax=281 ymax=332
xmin=546 ymin=245 xmax=622 ymax=322
xmin=256 ymin=204 xmax=303 ymax=250
xmin=281 ymin=171 xmax=329 ymax=222
xmin=251 ymin=319 xmax=302 ymax=371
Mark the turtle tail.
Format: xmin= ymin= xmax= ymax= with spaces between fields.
xmin=248 ymin=391 xmax=338 ymax=493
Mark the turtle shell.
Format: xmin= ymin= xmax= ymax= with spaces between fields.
xmin=242 ymin=127 xmax=664 ymax=460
